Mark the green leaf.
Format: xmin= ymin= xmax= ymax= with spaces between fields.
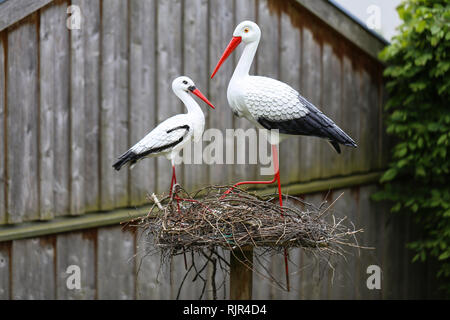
xmin=439 ymin=251 xmax=450 ymax=261
xmin=410 ymin=82 xmax=427 ymax=91
xmin=427 ymin=123 xmax=440 ymax=131
xmin=415 ymin=53 xmax=433 ymax=66
xmin=437 ymin=134 xmax=448 ymax=145
xmin=415 ymin=20 xmax=427 ymax=33
xmin=381 ymin=168 xmax=398 ymax=182
xmin=416 ymin=165 xmax=426 ymax=177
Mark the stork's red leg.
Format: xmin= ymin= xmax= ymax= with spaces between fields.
xmin=275 ymin=169 xmax=290 ymax=292
xmin=169 ymin=165 xmax=176 ymax=197
xmin=169 ymin=164 xmax=187 ymax=269
xmin=220 ymin=144 xmax=280 ymax=198
xmin=222 ymin=144 xmax=290 ymax=291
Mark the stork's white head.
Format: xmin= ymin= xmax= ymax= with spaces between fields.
xmin=172 ymin=76 xmax=196 ymax=93
xmin=211 ymin=21 xmax=261 ymax=78
xmin=233 ymin=20 xmax=261 ymax=44
xmin=172 ymin=76 xmax=215 ymax=109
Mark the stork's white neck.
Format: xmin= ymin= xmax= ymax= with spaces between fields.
xmin=176 ymin=91 xmax=203 ymax=116
xmin=232 ymin=39 xmax=259 ymax=80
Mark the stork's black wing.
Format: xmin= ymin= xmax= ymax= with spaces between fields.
xmin=257 ymin=94 xmax=357 ymax=154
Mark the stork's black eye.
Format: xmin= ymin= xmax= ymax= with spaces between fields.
xmin=182 ymin=80 xmax=188 ymax=84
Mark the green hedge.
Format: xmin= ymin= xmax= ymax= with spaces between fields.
xmin=373 ymin=0 xmax=450 ymax=294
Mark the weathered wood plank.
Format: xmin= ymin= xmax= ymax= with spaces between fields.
xmin=356 ymin=70 xmax=371 ymax=173
xmin=252 ymin=248 xmax=272 ymax=299
xmin=0 ymin=241 xmax=10 ymax=299
xmin=232 ymin=0 xmax=258 ymax=183
xmin=101 ymin=0 xmax=129 ymax=209
xmin=381 ymin=201 xmax=396 ymax=299
xmin=97 ymin=226 xmax=135 ymax=299
xmin=40 ymin=0 xmax=70 ymax=219
xmin=341 ymin=56 xmax=359 ymax=176
xmin=0 ymin=0 xmax=53 ymax=32
xmin=0 ymin=34 xmax=5 ymax=225
xmin=328 ymin=188 xmax=358 ymax=299
xmin=155 ymin=0 xmax=182 ymax=193
xmin=129 ymin=0 xmax=156 ymax=205
xmin=70 ymin=0 xmax=101 ymax=214
xmin=300 ymin=193 xmax=326 ymax=299
xmin=56 ymin=230 xmax=96 ymax=299
xmin=213 ymin=248 xmax=230 ymax=300
xmin=286 ymin=248 xmax=302 ymax=299
xmin=208 ymin=0 xmax=234 ymax=185
xmin=135 ymin=228 xmax=170 ymax=299
xmin=182 ymin=0 xmax=209 ymax=191
xmin=11 ymin=236 xmax=56 ymax=299
xmin=171 ymin=251 xmax=206 ymax=299
xmin=7 ymin=15 xmax=40 ymax=223
xmin=383 ymin=208 xmax=408 ymax=299
xmin=357 ymin=185 xmax=383 ymax=299
xmin=321 ymin=42 xmax=344 ymax=177
xmin=353 ymin=70 xmax=370 ymax=172
xmin=367 ymin=75 xmax=381 ymax=171
xmin=38 ymin=6 xmax=55 ymax=220
xmin=80 ymin=0 xmax=101 ymax=213
xmin=279 ymin=9 xmax=301 ymax=185
xmin=300 ymin=27 xmax=322 ymax=181
xmin=379 ymin=84 xmax=390 ymax=168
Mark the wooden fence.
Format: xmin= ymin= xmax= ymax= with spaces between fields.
xmin=0 ymin=0 xmax=442 ymax=299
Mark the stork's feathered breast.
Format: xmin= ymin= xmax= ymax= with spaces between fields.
xmin=244 ymin=76 xmax=309 ymax=121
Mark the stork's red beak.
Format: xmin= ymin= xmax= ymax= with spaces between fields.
xmin=189 ymin=86 xmax=215 ymax=109
xmin=211 ymin=36 xmax=242 ymax=79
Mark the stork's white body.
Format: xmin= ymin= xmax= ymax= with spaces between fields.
xmin=130 ymin=108 xmax=204 ymax=163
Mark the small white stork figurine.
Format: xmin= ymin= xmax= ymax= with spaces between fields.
xmin=211 ymin=21 xmax=357 ymax=291
xmin=113 ymin=76 xmax=215 ymax=196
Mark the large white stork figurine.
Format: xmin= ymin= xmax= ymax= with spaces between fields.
xmin=113 ymin=76 xmax=215 ymax=196
xmin=211 ymin=21 xmax=357 ymax=290
xmin=211 ymin=20 xmax=356 ymax=199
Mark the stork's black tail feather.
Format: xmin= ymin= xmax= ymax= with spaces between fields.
xmin=113 ymin=150 xmax=137 ymax=171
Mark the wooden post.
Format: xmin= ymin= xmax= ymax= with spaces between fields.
xmin=230 ymin=247 xmax=253 ymax=300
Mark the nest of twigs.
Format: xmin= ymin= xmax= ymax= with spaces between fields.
xmin=139 ymin=185 xmax=360 ymax=253
xmin=130 ymin=185 xmax=363 ymax=298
